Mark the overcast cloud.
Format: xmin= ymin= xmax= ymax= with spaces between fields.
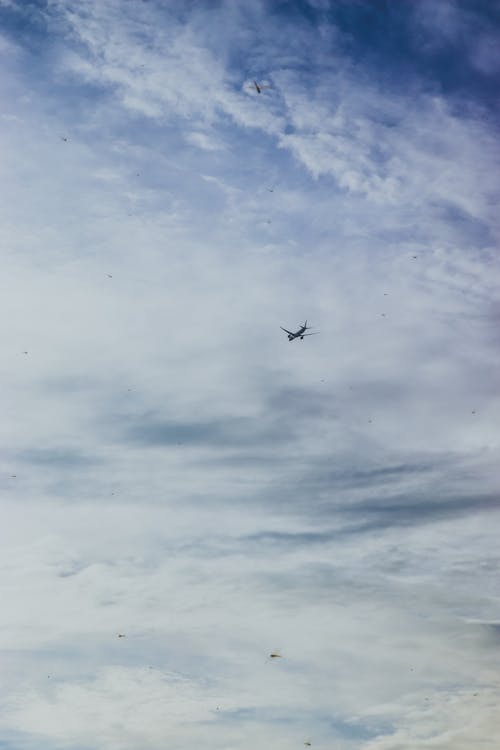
xmin=1 ymin=1 xmax=499 ymax=748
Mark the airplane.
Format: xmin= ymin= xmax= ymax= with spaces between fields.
xmin=247 ymin=80 xmax=271 ymax=94
xmin=280 ymin=321 xmax=319 ymax=341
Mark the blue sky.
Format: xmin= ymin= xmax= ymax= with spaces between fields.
xmin=0 ymin=1 xmax=499 ymax=748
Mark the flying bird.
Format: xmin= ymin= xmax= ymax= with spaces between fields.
xmin=247 ymin=80 xmax=271 ymax=94
xmin=60 ymin=136 xmax=69 ymax=142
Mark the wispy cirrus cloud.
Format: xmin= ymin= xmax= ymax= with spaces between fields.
xmin=0 ymin=0 xmax=499 ymax=748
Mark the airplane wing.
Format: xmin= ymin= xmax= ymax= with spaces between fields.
xmin=301 ymin=332 xmax=320 ymax=336
xmin=280 ymin=327 xmax=294 ymax=335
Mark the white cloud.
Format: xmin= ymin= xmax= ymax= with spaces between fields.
xmin=46 ymin=0 xmax=500 ymax=230
xmin=185 ymin=130 xmax=225 ymax=151
xmin=3 ymin=667 xmax=222 ymax=750
xmin=363 ymin=689 xmax=500 ymax=749
xmin=0 ymin=1 xmax=499 ymax=748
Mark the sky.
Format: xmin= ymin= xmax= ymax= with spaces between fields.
xmin=0 ymin=0 xmax=500 ymax=748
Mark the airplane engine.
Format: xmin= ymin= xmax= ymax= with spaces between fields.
xmin=300 ymin=336 xmax=304 ymax=339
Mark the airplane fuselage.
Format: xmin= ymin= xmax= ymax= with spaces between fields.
xmin=287 ymin=326 xmax=307 ymax=341
xmin=281 ymin=321 xmax=315 ymax=341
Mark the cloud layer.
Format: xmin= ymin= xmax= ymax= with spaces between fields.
xmin=0 ymin=1 xmax=499 ymax=748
